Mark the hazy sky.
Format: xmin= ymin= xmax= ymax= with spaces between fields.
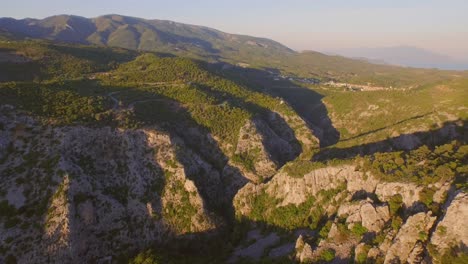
xmin=3 ymin=0 xmax=468 ymax=60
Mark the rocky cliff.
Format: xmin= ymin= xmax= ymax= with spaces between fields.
xmin=0 ymin=103 xmax=466 ymax=263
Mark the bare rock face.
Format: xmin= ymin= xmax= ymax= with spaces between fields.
xmin=295 ymin=234 xmax=305 ymax=251
xmin=234 ymin=117 xmax=300 ymax=183
xmin=432 ymin=181 xmax=451 ymax=204
xmin=232 ymin=165 xmax=382 ymax=224
xmin=361 ymin=203 xmax=391 ymax=233
xmin=338 ymin=200 xmax=390 ymax=233
xmin=407 ymin=241 xmax=425 ymax=264
xmin=0 ymin=112 xmax=223 ymax=263
xmin=384 ymin=212 xmax=436 ymax=264
xmin=297 ymin=241 xmax=314 ymax=263
xmin=234 ymin=119 xmax=278 ymax=182
xmin=368 ymin=247 xmax=383 ymax=261
xmin=354 ymin=243 xmax=368 ymax=262
xmin=375 ymin=182 xmax=423 ymax=208
xmin=232 ymin=182 xmax=263 ymax=216
xmin=264 ymin=166 xmax=366 ymax=206
xmin=430 ymin=192 xmax=468 ymax=254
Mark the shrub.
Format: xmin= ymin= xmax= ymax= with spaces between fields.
xmin=320 ymin=249 xmax=336 ymax=262
xmin=356 ymin=252 xmax=367 ymax=264
xmin=419 ymin=188 xmax=435 ymax=207
xmin=391 ymin=216 xmax=403 ymax=231
xmin=0 ymin=200 xmax=16 ymax=218
xmin=351 ymin=222 xmax=368 ymax=237
xmin=418 ymin=231 xmax=428 ymax=241
xmin=232 ymin=151 xmax=256 ymax=173
xmin=319 ymin=220 xmax=333 ymax=239
xmin=388 ymin=194 xmax=403 ymax=215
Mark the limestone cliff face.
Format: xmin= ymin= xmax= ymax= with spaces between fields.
xmin=384 ymin=212 xmax=436 ymax=264
xmin=0 ymin=102 xmax=320 ymax=263
xmin=233 ymin=119 xmax=280 ymax=182
xmin=430 ymin=192 xmax=468 ymax=260
xmin=0 ymin=109 xmax=223 ymax=263
xmin=234 ymin=165 xmax=377 ymax=212
xmin=337 ymin=200 xmax=390 ymax=233
xmin=1 ymin=105 xmax=466 ymax=263
xmin=233 ymin=163 xmax=466 ymax=263
xmin=232 ymin=115 xmax=303 ymax=183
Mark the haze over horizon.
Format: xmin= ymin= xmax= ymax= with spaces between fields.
xmin=3 ymin=0 xmax=468 ymax=67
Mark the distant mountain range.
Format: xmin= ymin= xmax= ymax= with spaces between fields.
xmin=0 ymin=14 xmax=293 ymax=61
xmin=329 ymin=46 xmax=468 ymax=70
xmin=1 ymin=14 xmax=466 ymax=88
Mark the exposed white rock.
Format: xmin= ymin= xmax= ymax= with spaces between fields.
xmin=234 ymin=117 xmax=301 ymax=183
xmin=430 ymin=192 xmax=468 ymax=253
xmin=354 ymin=243 xmax=368 ymax=262
xmin=265 ymin=165 xmax=371 ymax=206
xmin=298 ymin=242 xmax=314 ymax=263
xmin=384 ymin=212 xmax=436 ymax=264
xmin=337 ymin=200 xmax=390 ymax=233
xmin=367 ymin=247 xmax=383 ymax=261
xmin=407 ymin=241 xmax=425 ymax=264
xmin=0 ymin=112 xmax=223 ymax=263
xmin=375 ymin=182 xmax=423 ymax=208
xmin=432 ymin=181 xmax=451 ymax=204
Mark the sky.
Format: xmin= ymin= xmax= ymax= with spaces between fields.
xmin=2 ymin=0 xmax=468 ymax=60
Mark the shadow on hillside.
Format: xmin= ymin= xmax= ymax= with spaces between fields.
xmin=313 ymin=119 xmax=467 ymax=162
xmin=48 ymin=44 xmax=138 ymax=64
xmin=339 ymin=112 xmax=432 ymax=143
xmin=92 ymin=80 xmax=253 ymax=218
xmin=206 ymin=62 xmax=340 ymax=147
xmin=82 ymin=81 xmax=308 ymax=262
xmin=193 ymin=82 xmax=303 ymax=165
xmin=8 ymin=85 xmax=465 ymax=263
xmin=0 ymin=80 xmax=249 ymax=262
xmin=100 ymin=81 xmax=350 ymax=262
xmin=61 ymin=80 xmax=326 ymax=262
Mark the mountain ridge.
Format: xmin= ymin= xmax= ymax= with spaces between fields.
xmin=2 ymin=14 xmax=468 ymax=89
xmin=0 ymin=14 xmax=294 ymax=58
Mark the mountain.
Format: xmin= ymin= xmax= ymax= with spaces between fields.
xmin=0 ymin=14 xmax=293 ymax=61
xmin=2 ymin=15 xmax=466 ymax=88
xmin=331 ymin=46 xmax=468 ymax=70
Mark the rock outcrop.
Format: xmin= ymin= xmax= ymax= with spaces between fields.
xmin=430 ymin=192 xmax=468 ymax=254
xmin=0 ymin=110 xmax=224 ymax=263
xmin=337 ymin=200 xmax=390 ymax=233
xmin=384 ymin=212 xmax=436 ymax=264
xmin=375 ymin=182 xmax=423 ymax=208
xmin=265 ymin=166 xmax=371 ymax=206
xmin=233 ymin=116 xmax=301 ymax=183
